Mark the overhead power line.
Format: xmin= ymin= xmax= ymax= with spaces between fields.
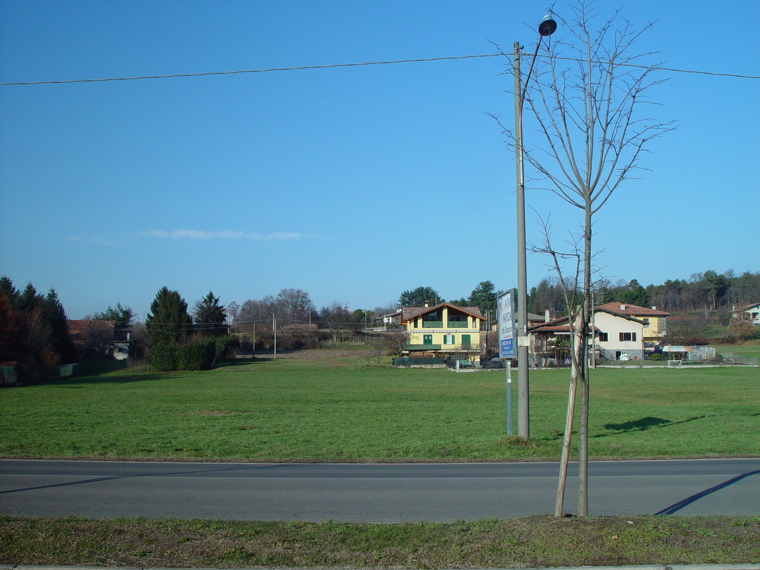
xmin=1 ymin=53 xmax=758 ymax=87
xmin=0 ymin=54 xmax=500 ymax=86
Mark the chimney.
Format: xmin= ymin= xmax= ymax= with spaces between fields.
xmin=651 ymin=306 xmax=657 ymax=310
xmin=545 ymin=309 xmax=551 ymax=323
xmin=620 ymin=304 xmax=626 ymax=311
xmin=424 ymin=300 xmax=429 ymax=308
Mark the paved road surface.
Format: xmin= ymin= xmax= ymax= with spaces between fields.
xmin=1 ymin=458 xmax=758 ymax=521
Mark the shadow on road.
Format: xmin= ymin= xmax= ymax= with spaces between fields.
xmin=0 ymin=463 xmax=298 ymax=495
xmin=655 ymin=469 xmax=760 ymax=515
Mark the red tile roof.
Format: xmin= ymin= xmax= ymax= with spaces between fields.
xmin=400 ymin=303 xmax=485 ymax=323
xmin=594 ymin=302 xmax=670 ymax=317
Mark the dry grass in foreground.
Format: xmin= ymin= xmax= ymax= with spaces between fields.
xmin=2 ymin=515 xmax=759 ymax=568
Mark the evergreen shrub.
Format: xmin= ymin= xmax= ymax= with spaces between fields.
xmin=149 ymin=344 xmax=178 ymax=371
xmin=214 ymin=335 xmax=240 ymax=363
xmin=176 ymin=339 xmax=216 ymax=370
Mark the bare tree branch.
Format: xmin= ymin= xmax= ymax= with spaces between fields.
xmin=493 ymin=0 xmax=675 ymax=517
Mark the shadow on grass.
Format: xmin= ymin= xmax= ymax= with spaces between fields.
xmin=49 ymin=373 xmax=173 ymax=386
xmin=43 ymin=359 xmax=267 ymax=387
xmin=591 ymin=415 xmax=707 ymax=438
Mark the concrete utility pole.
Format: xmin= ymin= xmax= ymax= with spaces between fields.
xmin=514 ymin=15 xmax=557 ymax=440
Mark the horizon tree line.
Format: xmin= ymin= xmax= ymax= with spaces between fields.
xmin=2 ymin=269 xmax=758 ymax=365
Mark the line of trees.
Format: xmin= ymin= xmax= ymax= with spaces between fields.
xmin=144 ymin=287 xmax=238 ymax=371
xmin=3 ymin=268 xmax=757 ymax=369
xmin=232 ymin=288 xmax=389 ymax=333
xmin=0 ymin=277 xmax=76 ymax=366
xmin=399 ymin=282 xmax=503 ymax=318
xmin=527 ymin=270 xmax=760 ymax=318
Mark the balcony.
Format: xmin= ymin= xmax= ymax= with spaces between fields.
xmin=421 ymin=320 xmax=470 ymax=329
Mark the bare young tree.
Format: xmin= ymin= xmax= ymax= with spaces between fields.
xmin=495 ymin=1 xmax=675 ymax=516
xmin=384 ymin=329 xmax=409 ymax=359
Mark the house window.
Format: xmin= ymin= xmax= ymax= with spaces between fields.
xmin=423 ymin=334 xmax=433 ymax=345
xmin=598 ymin=332 xmax=609 ymax=342
xmin=443 ymin=334 xmax=455 ymax=345
xmin=642 ymin=318 xmax=650 ymax=327
xmin=448 ymin=314 xmax=467 ymax=328
xmin=619 ymin=332 xmax=637 ymax=342
xmin=461 ymin=334 xmax=472 ymax=349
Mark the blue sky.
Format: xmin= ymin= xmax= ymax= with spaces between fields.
xmin=1 ymin=1 xmax=758 ymax=320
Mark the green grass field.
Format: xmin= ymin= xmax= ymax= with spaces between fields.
xmin=2 ymin=353 xmax=759 ymax=568
xmin=714 ymin=339 xmax=760 ymax=362
xmin=2 ymin=355 xmax=758 ymax=461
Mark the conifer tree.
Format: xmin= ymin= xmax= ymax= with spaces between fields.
xmin=145 ymin=287 xmax=192 ymax=346
xmin=193 ymin=292 xmax=227 ymax=337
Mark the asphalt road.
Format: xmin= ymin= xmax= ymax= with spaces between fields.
xmin=1 ymin=458 xmax=758 ymax=522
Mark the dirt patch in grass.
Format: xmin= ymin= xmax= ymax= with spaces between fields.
xmin=2 ymin=515 xmax=758 ymax=569
xmin=274 ymin=348 xmax=372 ymax=360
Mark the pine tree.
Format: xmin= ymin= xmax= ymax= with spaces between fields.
xmin=193 ymin=292 xmax=227 ymax=337
xmin=41 ymin=288 xmax=75 ymax=363
xmin=93 ymin=302 xmax=135 ymax=329
xmin=0 ymin=293 xmax=23 ymax=361
xmin=145 ymin=287 xmax=192 ymax=346
xmin=468 ymin=281 xmax=498 ymax=315
xmin=398 ymin=286 xmax=443 ymax=307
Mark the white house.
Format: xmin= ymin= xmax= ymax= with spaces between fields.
xmin=738 ymin=303 xmax=760 ymax=325
xmin=592 ymin=308 xmax=647 ymax=361
xmin=528 ymin=304 xmax=659 ymax=363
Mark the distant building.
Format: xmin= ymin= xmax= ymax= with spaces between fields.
xmin=528 ymin=302 xmax=671 ymax=363
xmin=399 ymin=302 xmax=486 ymax=360
xmin=593 ymin=302 xmax=670 ymax=360
xmin=68 ymin=319 xmax=129 ymax=360
xmin=736 ymin=303 xmax=760 ymax=325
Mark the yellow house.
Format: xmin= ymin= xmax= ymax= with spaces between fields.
xmin=400 ymin=302 xmax=486 ymax=358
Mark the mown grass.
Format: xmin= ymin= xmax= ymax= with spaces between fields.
xmin=715 ymin=339 xmax=760 ymax=361
xmin=1 ymin=356 xmax=758 ymax=461
xmin=1 ymin=515 xmax=758 ymax=568
xmin=2 ymin=354 xmax=759 ymax=568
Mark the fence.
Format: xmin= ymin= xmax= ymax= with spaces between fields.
xmin=719 ymin=352 xmax=759 ymax=366
xmin=393 ymin=357 xmax=445 ymax=366
xmin=0 ymin=363 xmax=81 ymax=385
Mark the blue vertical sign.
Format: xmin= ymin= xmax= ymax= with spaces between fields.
xmin=498 ymin=290 xmax=516 ymax=359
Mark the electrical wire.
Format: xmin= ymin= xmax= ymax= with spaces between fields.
xmin=1 ymin=53 xmax=758 ymax=87
xmin=0 ymin=54 xmax=500 ymax=86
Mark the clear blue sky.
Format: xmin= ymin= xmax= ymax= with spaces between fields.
xmin=1 ymin=1 xmax=758 ymax=320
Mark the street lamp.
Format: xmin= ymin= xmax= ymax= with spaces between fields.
xmin=514 ymin=14 xmax=557 ymax=440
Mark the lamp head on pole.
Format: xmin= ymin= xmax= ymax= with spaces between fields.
xmin=538 ymin=14 xmax=557 ymax=37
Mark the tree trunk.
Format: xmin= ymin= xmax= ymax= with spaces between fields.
xmin=578 ymin=204 xmax=593 ymax=517
xmin=555 ymin=316 xmax=582 ymax=516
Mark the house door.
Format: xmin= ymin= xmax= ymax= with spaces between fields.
xmin=423 ymin=334 xmax=433 ymax=345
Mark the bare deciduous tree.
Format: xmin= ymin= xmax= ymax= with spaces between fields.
xmin=494 ymin=1 xmax=675 ymax=517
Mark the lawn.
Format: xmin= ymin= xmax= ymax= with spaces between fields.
xmin=2 ymin=354 xmax=759 ymax=569
xmin=714 ymin=339 xmax=760 ymax=362
xmin=1 ymin=354 xmax=758 ymax=461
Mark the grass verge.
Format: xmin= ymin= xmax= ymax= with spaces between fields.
xmin=2 ymin=515 xmax=758 ymax=568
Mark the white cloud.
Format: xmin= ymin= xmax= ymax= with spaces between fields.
xmin=67 ymin=235 xmax=112 ymax=245
xmin=140 ymin=229 xmax=322 ymax=241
